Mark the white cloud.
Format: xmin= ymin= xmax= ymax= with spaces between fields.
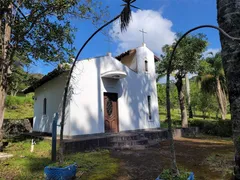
xmin=203 ymin=48 xmax=221 ymax=58
xmin=109 ymin=10 xmax=175 ymax=54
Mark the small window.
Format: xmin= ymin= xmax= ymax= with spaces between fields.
xmin=145 ymin=60 xmax=148 ymax=72
xmin=43 ymin=98 xmax=47 ymax=115
xmin=147 ymin=96 xmax=152 ymax=120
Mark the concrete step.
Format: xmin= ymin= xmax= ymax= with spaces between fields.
xmin=108 ymin=138 xmax=149 ymax=147
xmin=62 ymin=129 xmax=175 ymax=153
xmin=107 ymin=134 xmax=139 ymax=141
xmin=106 ymin=144 xmax=147 ymax=150
xmin=143 ymin=131 xmax=169 ymax=140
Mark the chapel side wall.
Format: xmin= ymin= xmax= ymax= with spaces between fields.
xmin=33 ymin=73 xmax=71 ymax=136
xmin=69 ymin=59 xmax=105 ymax=136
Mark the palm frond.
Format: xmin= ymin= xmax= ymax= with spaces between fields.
xmin=130 ymin=5 xmax=140 ymax=9
xmin=120 ymin=0 xmax=138 ymax=32
xmin=200 ymin=74 xmax=216 ymax=94
xmin=120 ymin=4 xmax=132 ymax=32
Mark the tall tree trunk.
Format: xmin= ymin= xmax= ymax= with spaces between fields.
xmin=166 ymin=70 xmax=179 ymax=176
xmin=217 ymin=0 xmax=240 ymax=178
xmin=216 ymin=77 xmax=227 ymax=120
xmin=216 ymin=108 xmax=220 ymax=120
xmin=0 ymin=4 xmax=12 ymax=140
xmin=185 ymin=74 xmax=193 ymax=118
xmin=0 ymin=86 xmax=6 ymax=129
xmin=175 ymin=75 xmax=188 ymax=127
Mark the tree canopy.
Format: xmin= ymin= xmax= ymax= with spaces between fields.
xmin=157 ymin=33 xmax=208 ymax=127
xmin=0 ymin=0 xmax=108 ymax=132
xmin=158 ymin=33 xmax=208 ymax=77
xmin=0 ymin=0 xmax=108 ymax=65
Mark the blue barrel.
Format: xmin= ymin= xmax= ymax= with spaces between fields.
xmin=44 ymin=163 xmax=77 ymax=180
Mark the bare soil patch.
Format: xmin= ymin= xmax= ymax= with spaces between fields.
xmin=112 ymin=135 xmax=234 ymax=180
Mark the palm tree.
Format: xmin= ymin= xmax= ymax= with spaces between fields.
xmin=197 ymin=52 xmax=227 ymax=120
xmin=59 ymin=0 xmax=138 ymax=163
xmin=217 ymin=0 xmax=240 ymax=178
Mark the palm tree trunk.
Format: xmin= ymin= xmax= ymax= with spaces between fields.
xmin=216 ymin=77 xmax=227 ymax=120
xmin=217 ymin=0 xmax=240 ymax=178
xmin=175 ymin=76 xmax=188 ymax=127
xmin=185 ymin=74 xmax=193 ymax=118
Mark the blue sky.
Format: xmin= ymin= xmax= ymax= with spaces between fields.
xmin=31 ymin=0 xmax=220 ymax=75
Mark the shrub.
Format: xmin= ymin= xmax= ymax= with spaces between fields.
xmin=159 ymin=169 xmax=190 ymax=180
xmin=189 ymin=119 xmax=232 ymax=137
xmin=5 ymin=95 xmax=33 ymax=108
xmin=163 ymin=119 xmax=232 ymax=137
xmin=172 ymin=120 xmax=182 ymax=127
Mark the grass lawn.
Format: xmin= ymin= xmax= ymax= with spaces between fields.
xmin=4 ymin=95 xmax=34 ymax=119
xmin=159 ymin=107 xmax=231 ymax=122
xmin=159 ymin=107 xmax=231 ymax=128
xmin=4 ymin=104 xmax=33 ymax=119
xmin=0 ymin=135 xmax=234 ymax=180
xmin=0 ymin=137 xmax=119 ymax=180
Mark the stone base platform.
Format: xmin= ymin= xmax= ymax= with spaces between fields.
xmin=62 ymin=127 xmax=199 ymax=153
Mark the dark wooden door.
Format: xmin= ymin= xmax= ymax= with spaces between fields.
xmin=104 ymin=93 xmax=119 ymax=133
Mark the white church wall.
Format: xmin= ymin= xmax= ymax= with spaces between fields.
xmin=68 ymin=58 xmax=105 ymax=136
xmin=69 ymin=45 xmax=160 ymax=136
xmin=135 ymin=45 xmax=160 ymax=129
xmin=33 ymin=73 xmax=71 ymax=136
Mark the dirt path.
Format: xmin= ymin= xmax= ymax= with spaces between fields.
xmin=111 ymin=136 xmax=234 ymax=180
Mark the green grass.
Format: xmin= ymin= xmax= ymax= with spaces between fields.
xmin=4 ymin=95 xmax=34 ymax=119
xmin=160 ymin=169 xmax=190 ymax=180
xmin=4 ymin=104 xmax=33 ymax=119
xmin=160 ymin=107 xmax=230 ymax=121
xmin=159 ymin=107 xmax=231 ymax=130
xmin=5 ymin=95 xmax=33 ymax=107
xmin=0 ymin=137 xmax=119 ymax=180
xmin=201 ymin=150 xmax=234 ymax=179
xmin=69 ymin=151 xmax=119 ymax=180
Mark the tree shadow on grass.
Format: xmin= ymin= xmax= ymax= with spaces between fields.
xmin=16 ymin=156 xmax=51 ymax=180
xmin=5 ymin=134 xmax=44 ymax=143
xmin=0 ymin=155 xmax=51 ymax=180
